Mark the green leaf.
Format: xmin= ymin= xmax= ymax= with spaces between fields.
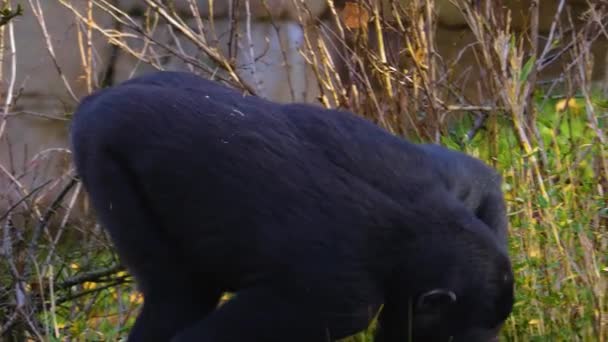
xmin=520 ymin=56 xmax=536 ymax=83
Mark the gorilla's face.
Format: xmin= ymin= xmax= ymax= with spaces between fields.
xmin=409 ymin=268 xmax=514 ymax=342
xmin=411 ymin=311 xmax=503 ymax=342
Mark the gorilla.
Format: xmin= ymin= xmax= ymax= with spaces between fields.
xmin=70 ymin=71 xmax=514 ymax=342
xmin=419 ymin=144 xmax=509 ymax=246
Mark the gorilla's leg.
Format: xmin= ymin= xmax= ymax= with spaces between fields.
xmin=172 ymin=286 xmax=332 ymax=342
xmin=128 ymin=290 xmax=220 ymax=341
xmin=75 ymin=153 xmax=222 ymax=342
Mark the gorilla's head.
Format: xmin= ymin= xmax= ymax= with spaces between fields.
xmin=411 ymin=259 xmax=513 ymax=341
xmin=406 ymin=218 xmax=515 ymax=342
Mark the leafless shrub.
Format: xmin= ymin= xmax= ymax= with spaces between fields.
xmin=0 ymin=0 xmax=606 ymax=340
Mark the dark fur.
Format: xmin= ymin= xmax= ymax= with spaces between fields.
xmin=70 ymin=71 xmax=514 ymax=342
xmin=420 ymin=144 xmax=509 ymax=246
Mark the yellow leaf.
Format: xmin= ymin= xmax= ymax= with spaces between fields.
xmin=83 ymin=281 xmax=97 ymax=290
xmin=555 ymin=98 xmax=582 ymax=115
xmin=528 ymin=247 xmax=540 ymax=258
xmin=130 ymin=292 xmax=144 ymax=304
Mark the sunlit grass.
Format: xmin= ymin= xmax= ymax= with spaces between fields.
xmin=440 ymin=95 xmax=607 ymax=341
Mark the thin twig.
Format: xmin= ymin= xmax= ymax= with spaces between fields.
xmin=59 ymin=264 xmax=127 ymax=289
xmin=27 ymin=0 xmax=78 ymax=102
xmin=24 ymin=179 xmax=78 ymax=278
xmin=0 ymin=3 xmax=17 ymax=142
xmin=0 ymin=180 xmax=53 ymax=223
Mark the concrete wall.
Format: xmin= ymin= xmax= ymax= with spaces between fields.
xmin=0 ymin=0 xmax=333 ymax=223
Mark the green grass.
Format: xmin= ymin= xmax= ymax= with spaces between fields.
xmin=444 ymin=95 xmax=606 ymax=341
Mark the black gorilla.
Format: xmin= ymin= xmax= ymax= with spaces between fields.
xmin=419 ymin=144 xmax=509 ymax=246
xmin=70 ymin=71 xmax=514 ymax=342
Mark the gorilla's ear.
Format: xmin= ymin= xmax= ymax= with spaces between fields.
xmin=417 ymin=289 xmax=457 ymax=311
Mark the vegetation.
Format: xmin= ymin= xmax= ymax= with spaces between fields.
xmin=0 ymin=1 xmax=606 ymax=341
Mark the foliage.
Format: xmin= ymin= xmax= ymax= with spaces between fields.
xmin=0 ymin=1 xmax=606 ymax=341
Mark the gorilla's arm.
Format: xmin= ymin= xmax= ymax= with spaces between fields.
xmin=373 ymin=298 xmax=409 ymax=342
xmin=171 ymin=287 xmax=331 ymax=342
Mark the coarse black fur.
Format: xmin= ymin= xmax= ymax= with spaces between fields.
xmin=419 ymin=144 xmax=509 ymax=246
xmin=70 ymin=71 xmax=514 ymax=342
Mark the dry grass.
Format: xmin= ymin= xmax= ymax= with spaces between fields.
xmin=0 ymin=1 xmax=606 ymax=341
